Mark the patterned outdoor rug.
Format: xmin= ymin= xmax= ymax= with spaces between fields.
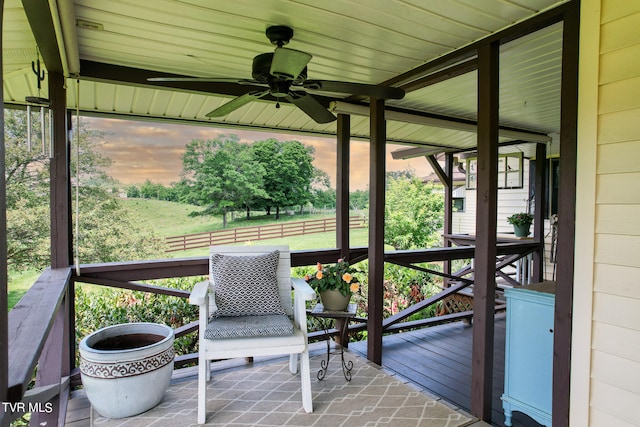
xmin=89 ymin=351 xmax=475 ymax=426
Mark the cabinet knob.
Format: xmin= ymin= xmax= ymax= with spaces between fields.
xmin=549 ymin=328 xmax=554 ymax=333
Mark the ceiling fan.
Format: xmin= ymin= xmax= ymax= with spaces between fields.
xmin=148 ymin=25 xmax=405 ymax=124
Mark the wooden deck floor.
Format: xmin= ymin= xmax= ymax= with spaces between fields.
xmin=350 ymin=313 xmax=543 ymax=427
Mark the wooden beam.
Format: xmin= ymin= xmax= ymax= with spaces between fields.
xmin=332 ymin=101 xmax=550 ymax=143
xmin=425 ymin=154 xmax=454 ymax=286
xmin=554 ymin=2 xmax=580 ymax=426
xmin=76 ymin=276 xmax=190 ymax=298
xmin=336 ymin=114 xmax=350 ymax=258
xmin=21 ymin=0 xmax=64 ymax=73
xmin=399 ymin=58 xmax=478 ymax=93
xmin=76 ymin=257 xmax=209 ymax=281
xmin=426 ymin=155 xmax=448 ymax=185
xmin=49 ymin=71 xmax=71 ymax=268
xmin=382 ymin=2 xmax=570 ymax=89
xmin=78 ymin=60 xmax=337 ymax=109
xmin=532 ymin=142 xmax=547 ymax=282
xmin=471 ymin=40 xmax=499 ymax=422
xmin=0 ymin=0 xmax=9 ymax=412
xmin=367 ymin=98 xmax=386 ymax=365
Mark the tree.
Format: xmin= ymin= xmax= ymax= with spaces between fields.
xmin=252 ymin=139 xmax=315 ymax=219
xmin=180 ymin=135 xmax=268 ymax=227
xmin=4 ymin=109 xmax=165 ymax=270
xmin=126 ymin=185 xmax=141 ymax=198
xmin=350 ymin=189 xmax=369 ymax=210
xmin=310 ymin=169 xmax=334 ymax=211
xmin=384 ymin=177 xmax=444 ymax=250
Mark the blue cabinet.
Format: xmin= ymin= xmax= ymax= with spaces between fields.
xmin=502 ymin=281 xmax=555 ymax=427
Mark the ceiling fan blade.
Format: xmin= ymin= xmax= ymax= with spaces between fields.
xmin=206 ymin=90 xmax=269 ymax=117
xmin=302 ymin=80 xmax=405 ymax=100
xmin=270 ymin=47 xmax=312 ymax=80
xmin=147 ymin=77 xmax=264 ymax=86
xmin=286 ymin=91 xmax=336 ymax=124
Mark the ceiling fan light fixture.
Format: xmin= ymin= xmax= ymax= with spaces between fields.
xmin=270 ymin=47 xmax=311 ymax=80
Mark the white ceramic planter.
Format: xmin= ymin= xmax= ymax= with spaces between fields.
xmin=79 ymin=322 xmax=175 ymax=419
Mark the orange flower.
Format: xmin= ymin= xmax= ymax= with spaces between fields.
xmin=316 ymin=262 xmax=323 ymax=271
xmin=350 ymin=282 xmax=360 ymax=293
xmin=316 ymin=271 xmax=323 ymax=280
xmin=342 ymin=273 xmax=353 ymax=283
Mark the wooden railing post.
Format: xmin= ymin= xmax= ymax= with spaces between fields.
xmin=532 ymin=142 xmax=546 ymax=282
xmin=31 ymin=293 xmax=70 ymax=426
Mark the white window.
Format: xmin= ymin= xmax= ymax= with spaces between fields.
xmin=466 ymin=153 xmax=523 ymax=190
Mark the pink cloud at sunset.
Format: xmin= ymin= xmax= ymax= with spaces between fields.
xmin=84 ymin=117 xmax=432 ymax=190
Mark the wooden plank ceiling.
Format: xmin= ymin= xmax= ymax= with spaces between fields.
xmin=2 ymin=0 xmax=567 ymax=151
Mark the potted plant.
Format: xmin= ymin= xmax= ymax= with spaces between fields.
xmin=507 ymin=212 xmax=534 ymax=238
xmin=305 ymin=259 xmax=360 ymax=311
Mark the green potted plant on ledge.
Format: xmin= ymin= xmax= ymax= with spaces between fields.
xmin=304 ymin=259 xmax=360 ymax=311
xmin=507 ymin=212 xmax=534 ymax=238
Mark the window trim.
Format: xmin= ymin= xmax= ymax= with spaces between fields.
xmin=465 ymin=152 xmax=523 ymax=190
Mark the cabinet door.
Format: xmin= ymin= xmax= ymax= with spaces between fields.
xmin=505 ymin=294 xmax=554 ymax=412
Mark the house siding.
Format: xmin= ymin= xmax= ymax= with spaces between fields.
xmin=452 ymin=162 xmax=532 ymax=235
xmin=451 ymin=160 xmax=558 ymax=280
xmin=572 ymin=0 xmax=640 ymax=425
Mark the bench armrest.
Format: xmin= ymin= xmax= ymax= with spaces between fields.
xmin=189 ymin=280 xmax=211 ymax=306
xmin=292 ymin=278 xmax=316 ymax=335
xmin=292 ymin=278 xmax=316 ymax=301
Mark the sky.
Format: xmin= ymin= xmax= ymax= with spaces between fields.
xmin=83 ymin=117 xmax=432 ymax=191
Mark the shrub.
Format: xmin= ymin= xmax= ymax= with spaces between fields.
xmin=293 ymin=261 xmax=442 ymax=337
xmin=74 ymin=276 xmax=202 ymax=366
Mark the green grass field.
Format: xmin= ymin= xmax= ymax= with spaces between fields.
xmin=8 ymin=199 xmax=369 ymax=309
xmin=121 ymin=198 xmax=341 ymax=237
xmin=8 ymin=270 xmax=40 ymax=309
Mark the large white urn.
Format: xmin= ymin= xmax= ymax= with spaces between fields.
xmin=79 ymin=322 xmax=175 ymax=418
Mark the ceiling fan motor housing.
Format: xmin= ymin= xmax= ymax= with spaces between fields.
xmin=252 ymin=52 xmax=307 ymax=84
xmin=154 ymin=23 xmax=402 ymax=123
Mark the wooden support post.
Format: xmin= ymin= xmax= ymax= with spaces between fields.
xmin=367 ymin=98 xmax=386 ymax=365
xmin=471 ymin=40 xmax=499 ymax=422
xmin=532 ymin=142 xmax=547 ymax=282
xmin=0 ymin=0 xmax=9 ymax=415
xmin=335 ymin=114 xmax=351 ymax=347
xmin=336 ymin=113 xmax=350 ymax=259
xmin=67 ymin=111 xmax=77 ymax=372
xmin=49 ymin=71 xmax=71 ymax=269
xmin=554 ymin=3 xmax=580 ymax=426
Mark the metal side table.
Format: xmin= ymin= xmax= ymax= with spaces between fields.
xmin=307 ymin=303 xmax=357 ymax=381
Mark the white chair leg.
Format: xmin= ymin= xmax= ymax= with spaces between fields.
xmin=205 ymin=359 xmax=211 ymax=382
xmin=300 ymin=350 xmax=313 ymax=413
xmin=289 ymin=353 xmax=298 ymax=374
xmin=198 ymin=354 xmax=207 ymax=424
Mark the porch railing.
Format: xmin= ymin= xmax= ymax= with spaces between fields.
xmin=2 ymin=241 xmax=538 ymax=425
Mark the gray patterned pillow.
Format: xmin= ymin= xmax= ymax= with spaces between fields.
xmin=210 ymin=250 xmax=285 ymax=317
xmin=205 ymin=314 xmax=295 ymax=339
